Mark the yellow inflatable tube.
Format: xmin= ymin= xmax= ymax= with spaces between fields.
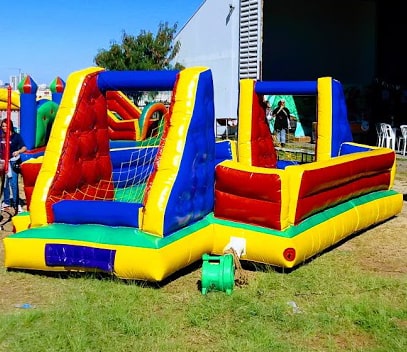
xmin=0 ymin=88 xmax=20 ymax=110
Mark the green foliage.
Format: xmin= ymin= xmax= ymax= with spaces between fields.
xmin=94 ymin=22 xmax=182 ymax=71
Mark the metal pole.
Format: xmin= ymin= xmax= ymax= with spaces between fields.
xmin=4 ymin=85 xmax=12 ymax=173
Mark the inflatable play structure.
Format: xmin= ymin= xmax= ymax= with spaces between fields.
xmin=1 ymin=76 xmax=65 ymax=160
xmin=17 ymin=76 xmax=63 ymax=154
xmin=3 ymin=66 xmax=403 ymax=282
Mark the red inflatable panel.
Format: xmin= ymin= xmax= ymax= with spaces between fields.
xmin=21 ymin=162 xmax=42 ymax=210
xmin=249 ymin=90 xmax=277 ymax=168
xmin=215 ymin=164 xmax=283 ymax=229
xmin=215 ymin=189 xmax=282 ymax=229
xmin=45 ymin=72 xmax=114 ymax=222
xmin=215 ymin=164 xmax=282 ymax=202
xmin=298 ymin=152 xmax=394 ymax=198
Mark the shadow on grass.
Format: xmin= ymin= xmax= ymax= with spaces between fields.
xmin=6 ymin=259 xmax=204 ymax=291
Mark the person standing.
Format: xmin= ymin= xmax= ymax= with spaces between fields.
xmin=1 ymin=119 xmax=27 ymax=213
xmin=272 ymin=99 xmax=290 ymax=147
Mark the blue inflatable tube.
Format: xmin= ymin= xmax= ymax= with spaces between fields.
xmin=97 ymin=70 xmax=179 ymax=92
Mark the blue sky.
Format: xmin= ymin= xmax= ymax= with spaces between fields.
xmin=0 ymin=0 xmax=203 ymax=85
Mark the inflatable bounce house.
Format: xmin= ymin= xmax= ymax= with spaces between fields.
xmin=3 ymin=66 xmax=403 ymax=282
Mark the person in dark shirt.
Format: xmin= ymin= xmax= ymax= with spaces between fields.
xmin=272 ymin=99 xmax=290 ymax=147
xmin=1 ymin=119 xmax=27 ymax=213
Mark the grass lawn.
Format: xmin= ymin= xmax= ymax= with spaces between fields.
xmin=0 ymin=157 xmax=406 ymax=352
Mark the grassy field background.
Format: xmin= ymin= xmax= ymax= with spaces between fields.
xmin=0 ymin=158 xmax=406 ymax=352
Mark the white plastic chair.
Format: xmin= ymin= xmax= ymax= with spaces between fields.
xmin=376 ymin=123 xmax=384 ymax=147
xmin=381 ymin=123 xmax=396 ymax=150
xmin=397 ymin=124 xmax=407 ymax=156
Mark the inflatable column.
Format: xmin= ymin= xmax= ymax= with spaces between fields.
xmin=50 ymin=76 xmax=65 ymax=104
xmin=18 ymin=76 xmax=38 ymax=150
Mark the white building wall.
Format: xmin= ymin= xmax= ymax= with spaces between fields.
xmin=174 ymin=0 xmax=240 ymax=120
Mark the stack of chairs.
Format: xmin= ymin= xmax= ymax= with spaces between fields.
xmin=397 ymin=125 xmax=407 ymax=156
xmin=377 ymin=123 xmax=396 ymax=150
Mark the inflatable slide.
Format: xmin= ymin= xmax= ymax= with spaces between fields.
xmin=106 ymin=90 xmax=167 ymax=141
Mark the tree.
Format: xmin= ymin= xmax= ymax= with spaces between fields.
xmin=94 ymin=22 xmax=182 ymax=71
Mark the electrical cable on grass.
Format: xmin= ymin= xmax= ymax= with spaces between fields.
xmin=224 ymin=248 xmax=249 ymax=286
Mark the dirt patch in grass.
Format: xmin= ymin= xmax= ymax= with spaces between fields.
xmin=336 ymin=157 xmax=407 ymax=277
